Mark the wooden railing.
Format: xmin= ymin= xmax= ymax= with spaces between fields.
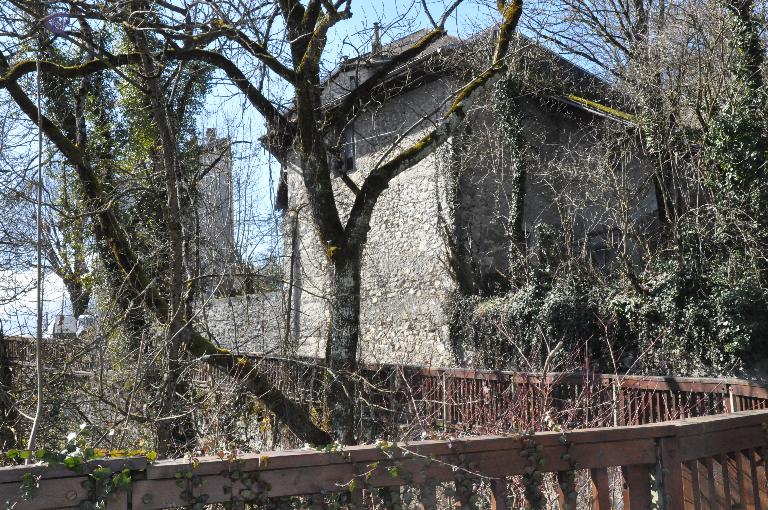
xmin=2 ymin=335 xmax=100 ymax=374
xmin=5 ymin=336 xmax=768 ymax=507
xmin=9 ymin=332 xmax=766 ymax=432
xmin=2 ymin=409 xmax=768 ymax=509
xmin=197 ymin=355 xmax=768 ymax=433
xmin=7 ymin=334 xmax=768 ymax=431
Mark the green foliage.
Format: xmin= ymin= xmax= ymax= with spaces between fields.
xmin=448 ymin=262 xmax=609 ymax=371
xmin=608 ymin=252 xmax=768 ymax=374
xmin=449 ymin=242 xmax=768 ymax=375
xmin=4 ymin=425 xmax=156 ymax=509
xmin=705 ymin=90 xmax=767 ymax=190
xmin=703 ymin=1 xmax=768 ymax=229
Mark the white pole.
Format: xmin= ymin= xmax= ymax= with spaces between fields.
xmin=26 ymin=55 xmax=44 ymax=456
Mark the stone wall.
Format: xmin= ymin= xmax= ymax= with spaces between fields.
xmin=197 ymin=129 xmax=237 ymax=297
xmin=283 ymin=60 xmax=657 ymax=367
xmin=286 ymin=77 xmax=460 ymax=366
xmin=196 ymin=292 xmax=284 ymax=355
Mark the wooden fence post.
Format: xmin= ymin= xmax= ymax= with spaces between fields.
xmin=658 ymin=434 xmax=685 ymax=510
xmin=442 ymin=373 xmax=448 ymax=428
xmin=591 ymin=467 xmax=612 ymax=510
xmin=624 ymin=464 xmax=654 ymax=510
xmin=106 ymin=488 xmax=129 ymax=510
xmin=726 ymin=384 xmax=736 ymax=413
xmin=490 ymin=478 xmax=509 ymax=510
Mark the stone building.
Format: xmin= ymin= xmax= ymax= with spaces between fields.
xmin=196 ymin=128 xmax=238 ymax=297
xmin=278 ymin=29 xmax=657 ymax=367
xmin=194 ymin=130 xmax=286 ymax=354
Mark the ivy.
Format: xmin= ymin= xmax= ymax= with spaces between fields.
xmin=3 ymin=426 xmax=157 ymax=509
xmin=448 ymin=243 xmax=768 ymax=376
xmin=521 ymin=433 xmax=546 ymax=509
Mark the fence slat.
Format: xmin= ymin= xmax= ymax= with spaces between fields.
xmin=490 ymin=478 xmax=508 ymax=510
xmin=660 ymin=435 xmax=685 ymax=510
xmin=418 ymin=483 xmax=437 ymax=510
xmin=738 ymin=449 xmax=756 ymax=510
xmin=749 ymin=448 xmax=762 ymax=510
xmin=689 ymin=460 xmax=702 ymax=510
xmin=591 ymin=467 xmax=612 ymax=510
xmin=106 ymin=488 xmax=129 ymax=510
xmin=722 ymin=452 xmax=734 ymax=510
xmin=624 ymin=464 xmax=653 ymax=510
xmin=557 ymin=470 xmax=577 ymax=510
xmin=757 ymin=446 xmax=768 ymax=509
xmin=379 ymin=486 xmax=401 ymax=510
xmin=705 ymin=455 xmax=720 ymax=510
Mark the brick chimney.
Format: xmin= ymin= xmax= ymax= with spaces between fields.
xmin=372 ymin=22 xmax=382 ymax=54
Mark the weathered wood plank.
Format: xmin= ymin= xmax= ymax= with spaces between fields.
xmin=738 ymin=449 xmax=756 ymax=510
xmin=591 ymin=467 xmax=612 ymax=510
xmin=625 ymin=464 xmax=653 ymax=510
xmin=722 ymin=452 xmax=734 ymax=510
xmin=490 ymin=478 xmax=508 ymax=510
xmin=688 ymin=460 xmax=702 ymax=510
xmin=0 ymin=474 xmax=88 ymax=510
xmin=0 ymin=457 xmax=147 ymax=484
xmin=756 ymin=446 xmax=768 ymax=510
xmin=705 ymin=455 xmax=721 ymax=510
xmin=679 ymin=426 xmax=766 ymax=461
xmin=659 ymin=436 xmax=685 ymax=510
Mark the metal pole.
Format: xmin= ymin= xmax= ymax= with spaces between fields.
xmin=26 ymin=56 xmax=45 ymax=455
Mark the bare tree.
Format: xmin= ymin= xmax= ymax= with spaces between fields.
xmin=0 ymin=0 xmax=525 ymax=446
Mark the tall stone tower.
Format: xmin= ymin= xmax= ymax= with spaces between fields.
xmin=197 ymin=128 xmax=237 ymax=296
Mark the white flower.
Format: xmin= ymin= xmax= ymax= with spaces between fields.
xmin=66 ymin=432 xmax=77 ymax=442
xmin=79 ymin=423 xmax=87 ymax=430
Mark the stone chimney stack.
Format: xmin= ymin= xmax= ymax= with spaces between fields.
xmin=372 ymin=22 xmax=382 ymax=54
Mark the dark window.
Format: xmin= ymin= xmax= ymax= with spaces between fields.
xmin=343 ymin=127 xmax=355 ymax=172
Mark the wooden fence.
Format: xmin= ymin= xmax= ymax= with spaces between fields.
xmin=7 ymin=334 xmax=768 ymax=432
xmin=2 ymin=408 xmax=768 ymax=509
xmin=4 ymin=337 xmax=768 ymax=435
xmin=198 ymin=355 xmax=768 ymax=433
xmin=5 ymin=336 xmax=768 ymax=507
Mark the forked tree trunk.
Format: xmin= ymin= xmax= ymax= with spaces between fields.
xmin=326 ymin=252 xmax=362 ymax=444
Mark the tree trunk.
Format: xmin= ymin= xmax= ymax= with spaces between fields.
xmin=64 ymin=279 xmax=90 ymax=318
xmin=129 ymin=16 xmax=192 ymax=456
xmin=326 ymin=252 xmax=362 ymax=444
xmin=0 ymin=328 xmax=18 ymax=450
xmin=2 ymin=65 xmax=332 ymax=447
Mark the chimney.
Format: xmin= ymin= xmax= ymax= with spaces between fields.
xmin=206 ymin=128 xmax=216 ymax=143
xmin=372 ymin=22 xmax=382 ymax=54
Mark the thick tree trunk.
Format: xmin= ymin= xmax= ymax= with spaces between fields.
xmin=130 ymin=16 xmax=193 ymax=456
xmin=64 ymin=280 xmax=90 ymax=318
xmin=0 ymin=329 xmax=18 ymax=450
xmin=326 ymin=253 xmax=362 ymax=444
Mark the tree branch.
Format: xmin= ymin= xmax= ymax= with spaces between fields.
xmin=0 ymin=64 xmax=331 ymax=446
xmin=344 ymin=0 xmax=524 ymax=249
xmin=324 ymin=28 xmax=448 ymax=129
xmin=0 ymin=48 xmax=296 ymax=156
